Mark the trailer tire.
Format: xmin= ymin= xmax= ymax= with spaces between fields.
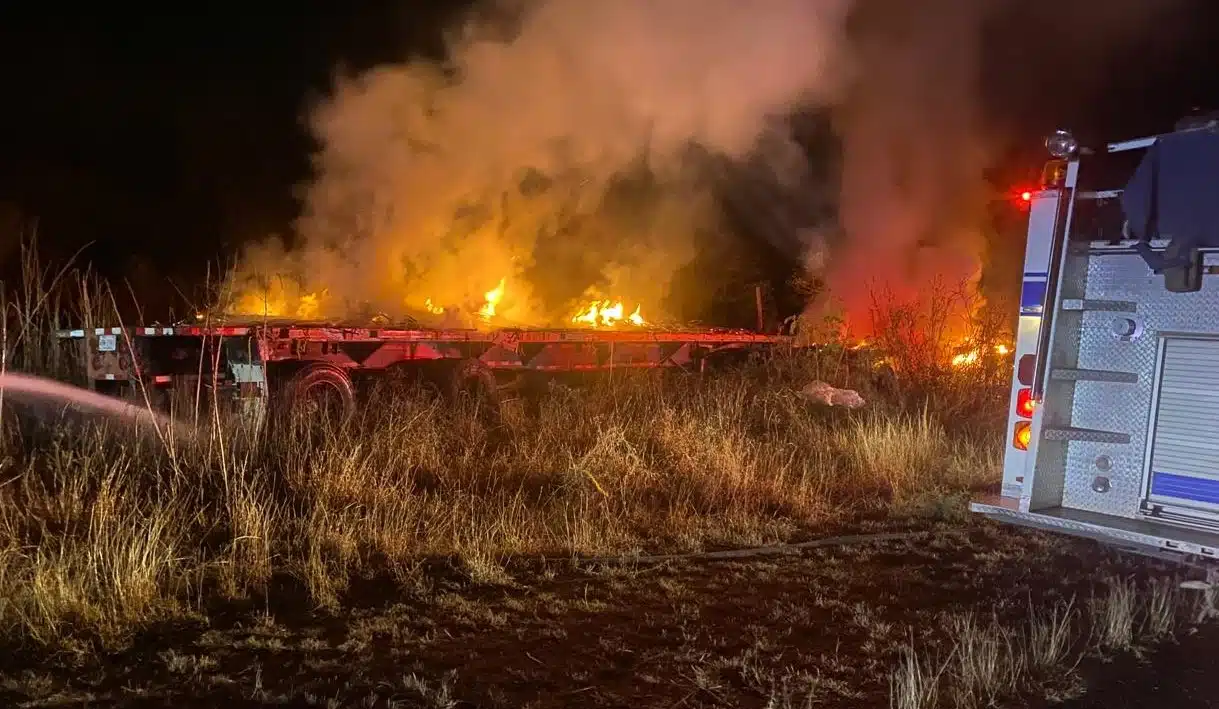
xmin=281 ymin=363 xmax=356 ymax=424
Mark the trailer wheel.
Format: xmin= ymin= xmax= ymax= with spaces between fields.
xmin=282 ymin=364 xmax=356 ymax=425
xmin=450 ymin=359 xmax=499 ymax=419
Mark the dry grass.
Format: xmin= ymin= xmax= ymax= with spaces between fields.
xmin=889 ymin=576 xmax=1192 ymax=709
xmin=1 ymin=242 xmax=1011 ymax=661
xmin=0 ymin=359 xmax=1004 ymax=651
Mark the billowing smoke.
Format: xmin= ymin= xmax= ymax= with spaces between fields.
xmin=817 ymin=0 xmax=990 ymax=341
xmin=225 ymin=0 xmax=1192 ymax=335
xmin=225 ymin=0 xmax=855 ymax=326
xmin=815 ymin=0 xmax=1195 ymax=341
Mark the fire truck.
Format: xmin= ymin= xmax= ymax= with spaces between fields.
xmin=972 ymin=116 xmax=1219 ymax=583
xmin=56 ymin=288 xmax=791 ymax=425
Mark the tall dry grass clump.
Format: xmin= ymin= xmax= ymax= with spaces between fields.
xmin=1 ymin=231 xmax=109 ymax=382
xmin=889 ymin=577 xmax=1192 ymax=709
xmin=0 ymin=243 xmax=1009 ymax=650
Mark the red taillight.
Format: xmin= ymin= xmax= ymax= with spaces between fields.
xmin=1013 ymin=421 xmax=1032 ymax=451
xmin=1020 ymin=190 xmax=1032 ymax=201
xmin=1015 ymin=387 xmax=1036 ymax=418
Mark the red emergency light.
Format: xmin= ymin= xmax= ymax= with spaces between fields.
xmin=1009 ymin=187 xmax=1034 ymax=211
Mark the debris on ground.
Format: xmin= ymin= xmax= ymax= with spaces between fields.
xmin=799 ymin=380 xmax=866 ymax=408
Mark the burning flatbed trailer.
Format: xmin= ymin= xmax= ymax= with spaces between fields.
xmin=56 ymin=320 xmax=791 ymax=422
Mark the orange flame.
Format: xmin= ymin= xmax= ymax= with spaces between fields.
xmin=950 ymin=350 xmax=980 ymax=367
xmin=230 ymin=289 xmax=326 ymax=319
xmin=571 ymin=300 xmax=646 ymax=328
xmin=227 ymin=277 xmax=656 ymax=330
xmin=297 ymin=292 xmax=321 ymax=319
xmin=478 ymin=278 xmax=506 ymax=322
xmin=950 ymin=342 xmax=1013 ymax=367
xmin=422 ymin=278 xmax=506 ymax=324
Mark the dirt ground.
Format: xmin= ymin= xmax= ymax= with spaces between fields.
xmin=1045 ymin=627 xmax=1219 ymax=709
xmin=1 ymin=516 xmax=1214 ymax=709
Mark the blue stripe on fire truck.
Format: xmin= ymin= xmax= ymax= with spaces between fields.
xmin=1019 ymin=272 xmax=1048 ymax=316
xmin=1150 ymin=472 xmax=1219 ymax=505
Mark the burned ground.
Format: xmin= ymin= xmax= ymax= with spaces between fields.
xmin=0 ymin=516 xmax=1205 ymax=709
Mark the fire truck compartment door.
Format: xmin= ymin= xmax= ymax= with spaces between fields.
xmin=1146 ymin=337 xmax=1219 ymax=516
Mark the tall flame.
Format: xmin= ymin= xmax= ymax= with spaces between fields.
xmin=478 ymin=278 xmax=507 ymax=322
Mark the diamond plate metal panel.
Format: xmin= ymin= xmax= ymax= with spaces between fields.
xmin=1051 ymin=249 xmax=1219 ymax=518
xmin=1028 ymin=248 xmax=1091 ymax=511
xmin=1061 ymin=299 xmax=1137 ymax=312
xmin=1043 ymin=428 xmax=1131 ymax=444
xmin=1051 ymin=368 xmax=1139 ymax=383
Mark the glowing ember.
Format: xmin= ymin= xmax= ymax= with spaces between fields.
xmin=478 ymin=278 xmax=506 ymax=322
xmin=951 ymin=350 xmax=980 ymax=367
xmin=424 ymin=298 xmax=445 ymax=315
xmin=571 ymin=300 xmax=647 ymax=328
xmin=950 ymin=342 xmax=1013 ymax=367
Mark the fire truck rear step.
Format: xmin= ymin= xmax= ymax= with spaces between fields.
xmin=973 ymin=498 xmax=1219 ymax=565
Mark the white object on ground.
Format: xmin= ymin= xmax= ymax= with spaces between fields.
xmin=798 ymin=381 xmax=865 ymax=408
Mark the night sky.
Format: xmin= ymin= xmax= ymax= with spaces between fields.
xmin=0 ymin=3 xmax=462 ymax=305
xmin=1 ymin=2 xmax=1218 ymax=318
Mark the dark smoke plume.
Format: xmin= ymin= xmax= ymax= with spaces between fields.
xmin=814 ymin=0 xmax=1195 ymax=340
